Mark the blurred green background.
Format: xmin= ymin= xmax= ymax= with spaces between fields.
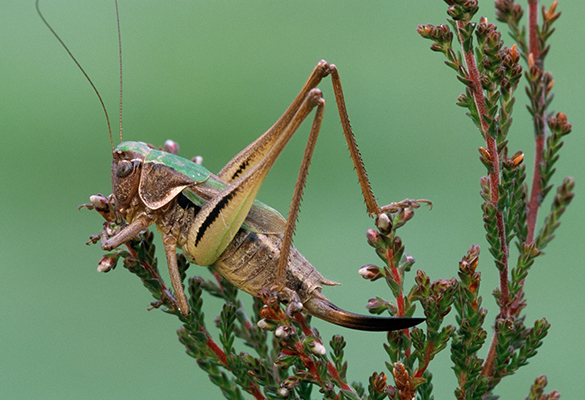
xmin=1 ymin=1 xmax=583 ymax=398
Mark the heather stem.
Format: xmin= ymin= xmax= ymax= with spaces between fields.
xmin=527 ymin=134 xmax=545 ymax=243
xmin=528 ymin=0 xmax=540 ymax=64
xmin=454 ymin=18 xmax=511 ymax=380
xmin=326 ymin=361 xmax=354 ymax=392
xmin=526 ymin=0 xmax=546 ymax=243
xmin=455 ymin=20 xmax=510 ymax=315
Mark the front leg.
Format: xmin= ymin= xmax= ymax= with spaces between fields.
xmin=102 ymin=213 xmax=154 ymax=251
xmin=100 ymin=212 xmax=190 ymax=317
xmin=162 ymin=234 xmax=190 ymax=317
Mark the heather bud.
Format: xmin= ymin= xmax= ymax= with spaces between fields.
xmin=257 ymin=319 xmax=274 ymax=330
xmin=275 ymin=325 xmax=292 ymax=339
xmin=400 ymin=254 xmax=415 ymax=271
xmin=366 ymin=229 xmax=380 ymax=246
xmin=308 ymin=340 xmax=326 ymax=356
xmin=163 ymin=140 xmax=179 ymax=155
xmin=376 ymin=213 xmax=391 ymax=231
xmin=89 ymin=194 xmax=108 ymax=210
xmin=367 ymin=297 xmax=392 ymax=314
xmin=97 ymin=255 xmax=118 ymax=273
xmin=359 ymin=264 xmax=382 ymax=281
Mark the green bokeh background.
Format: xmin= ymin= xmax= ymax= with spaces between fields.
xmin=2 ymin=1 xmax=583 ymax=398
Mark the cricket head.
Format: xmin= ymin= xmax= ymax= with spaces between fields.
xmin=111 ymin=141 xmax=151 ymax=209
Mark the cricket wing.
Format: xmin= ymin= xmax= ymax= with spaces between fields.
xmin=304 ymin=297 xmax=425 ymax=332
xmin=185 ymin=156 xmax=284 ymax=266
xmin=181 ymin=178 xmax=286 ymax=235
xmin=244 ymin=200 xmax=286 ymax=234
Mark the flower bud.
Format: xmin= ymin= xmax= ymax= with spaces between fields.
xmin=511 ymin=151 xmax=524 ymax=167
xmin=89 ymin=194 xmax=108 ymax=210
xmin=308 ymin=340 xmax=326 ymax=356
xmin=257 ymin=319 xmax=274 ymax=330
xmin=275 ymin=325 xmax=293 ymax=339
xmin=97 ymin=255 xmax=118 ymax=273
xmin=400 ymin=254 xmax=415 ymax=271
xmin=366 ymin=229 xmax=380 ymax=246
xmin=163 ymin=140 xmax=179 ymax=155
xmin=273 ymin=354 xmax=296 ymax=369
xmin=367 ymin=297 xmax=392 ymax=314
xmin=359 ymin=264 xmax=382 ymax=281
xmin=376 ymin=213 xmax=391 ymax=231
xmin=371 ymin=372 xmax=387 ymax=393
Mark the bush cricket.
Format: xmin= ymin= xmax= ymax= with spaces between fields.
xmin=38 ymin=1 xmax=425 ymax=331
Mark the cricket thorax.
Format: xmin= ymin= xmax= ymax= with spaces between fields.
xmin=156 ymin=191 xmax=201 ymax=252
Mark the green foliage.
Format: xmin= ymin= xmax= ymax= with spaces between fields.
xmin=84 ymin=1 xmax=574 ymax=398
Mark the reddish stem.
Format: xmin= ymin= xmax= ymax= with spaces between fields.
xmin=391 ymin=267 xmax=405 ymax=316
xmin=455 ymin=19 xmax=510 ymax=379
xmin=326 ymin=361 xmax=354 ymax=392
xmin=386 ymin=247 xmax=406 ymax=317
xmin=202 ymin=329 xmax=229 ymax=366
xmin=248 ymin=386 xmax=267 ymax=400
xmin=387 ymin=247 xmax=413 ymax=358
xmin=527 ymin=135 xmax=544 ymax=243
xmin=413 ymin=342 xmax=434 ymax=379
xmin=528 ymin=1 xmax=540 ymax=64
xmin=292 ymin=341 xmax=321 ymax=382
xmin=526 ymin=0 xmax=545 ymax=244
xmin=514 ymin=1 xmax=547 ymax=328
xmin=455 ymin=21 xmax=510 ymax=315
xmin=293 ymin=313 xmax=316 ymax=337
xmin=203 ymin=329 xmax=267 ymax=400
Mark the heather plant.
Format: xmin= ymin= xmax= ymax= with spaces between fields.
xmin=83 ymin=1 xmax=573 ymax=399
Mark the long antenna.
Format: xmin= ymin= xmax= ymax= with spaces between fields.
xmin=36 ymin=0 xmax=116 ymax=151
xmin=114 ymin=0 xmax=123 ymax=143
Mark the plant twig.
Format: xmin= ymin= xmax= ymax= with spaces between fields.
xmin=526 ymin=0 xmax=545 ymax=243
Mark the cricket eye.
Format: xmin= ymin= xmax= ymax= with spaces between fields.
xmin=116 ymin=160 xmax=135 ymax=178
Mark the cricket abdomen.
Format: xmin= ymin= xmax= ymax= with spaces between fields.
xmin=212 ymin=229 xmax=334 ymax=303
